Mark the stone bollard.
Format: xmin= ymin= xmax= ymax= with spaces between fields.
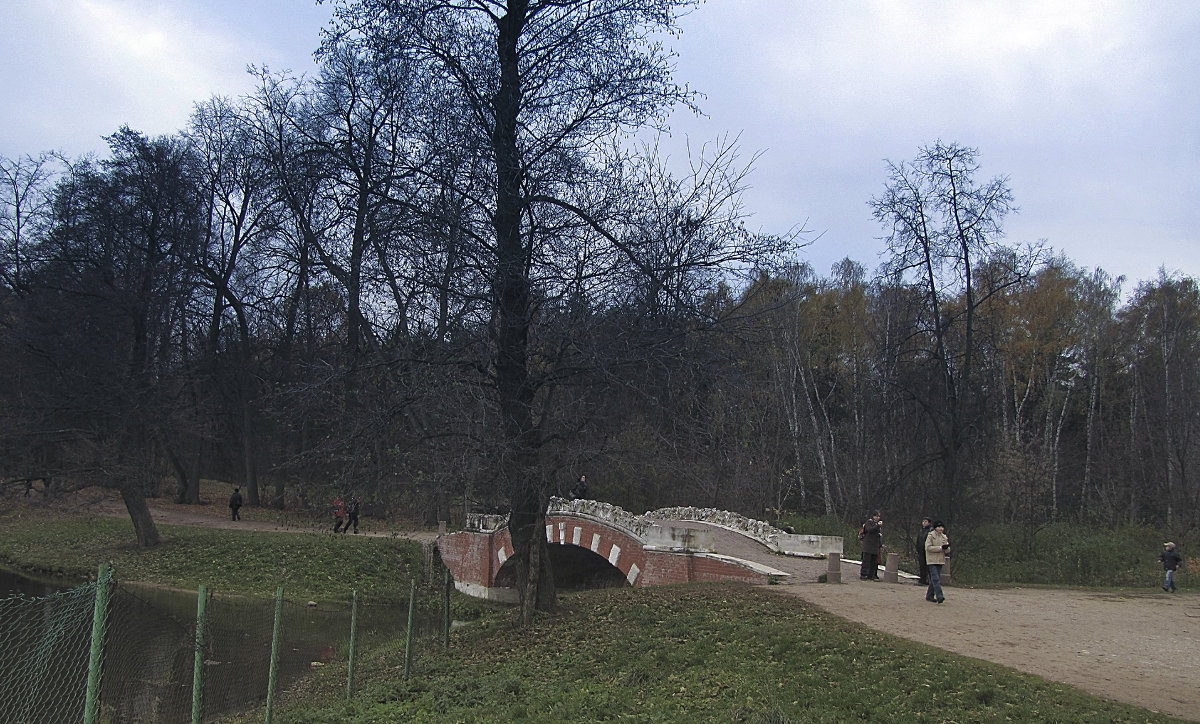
xmin=826 ymin=552 xmax=841 ymax=584
xmin=942 ymin=557 xmax=952 ymax=586
xmin=883 ymin=551 xmax=900 ymax=583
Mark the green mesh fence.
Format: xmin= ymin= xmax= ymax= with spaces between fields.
xmin=0 ymin=570 xmax=434 ymax=723
xmin=0 ymin=573 xmax=100 ymax=723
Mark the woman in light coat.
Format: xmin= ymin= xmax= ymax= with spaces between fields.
xmin=924 ymin=521 xmax=949 ymax=603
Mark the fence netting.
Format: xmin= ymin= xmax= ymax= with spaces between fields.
xmin=0 ymin=571 xmax=423 ymax=723
xmin=0 ymin=573 xmax=99 ymax=723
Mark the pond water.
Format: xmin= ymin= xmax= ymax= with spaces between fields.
xmin=0 ymin=566 xmax=74 ymax=597
xmin=0 ymin=567 xmax=425 ymax=722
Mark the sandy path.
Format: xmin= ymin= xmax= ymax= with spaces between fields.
xmin=781 ymin=568 xmax=1199 ymax=721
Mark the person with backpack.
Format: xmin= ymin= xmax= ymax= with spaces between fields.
xmin=859 ymin=511 xmax=883 ymax=580
xmin=228 ymin=487 xmax=243 ymax=521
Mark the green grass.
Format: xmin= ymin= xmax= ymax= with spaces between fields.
xmin=252 ymin=584 xmax=1178 ymax=723
xmin=0 ymin=512 xmax=426 ymax=603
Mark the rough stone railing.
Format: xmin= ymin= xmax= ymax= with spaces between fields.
xmin=465 ymin=498 xmax=656 ymax=541
xmin=649 ymin=506 xmax=783 ymax=542
xmin=465 ymin=512 xmax=510 ymax=533
xmin=547 ymin=496 xmax=656 ymax=540
xmin=463 ymin=500 xmax=841 ymax=557
xmin=648 ymin=505 xmax=842 ymax=558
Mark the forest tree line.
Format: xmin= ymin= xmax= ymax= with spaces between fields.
xmin=2 ymin=1 xmax=1198 ymax=559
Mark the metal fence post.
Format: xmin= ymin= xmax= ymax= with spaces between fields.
xmin=192 ymin=584 xmax=207 ymax=724
xmin=404 ymin=578 xmax=416 ymax=678
xmin=83 ymin=562 xmax=112 ymax=724
xmin=442 ymin=567 xmax=451 ymax=649
xmin=265 ymin=587 xmax=284 ymax=724
xmin=347 ymin=590 xmax=359 ymax=702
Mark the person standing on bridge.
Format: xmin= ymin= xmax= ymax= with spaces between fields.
xmin=924 ymin=521 xmax=949 ymax=604
xmin=570 ymin=475 xmax=589 ymax=500
xmin=859 ymin=511 xmax=883 ymax=580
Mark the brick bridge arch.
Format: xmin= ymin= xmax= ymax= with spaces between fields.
xmin=437 ymin=498 xmax=842 ymax=602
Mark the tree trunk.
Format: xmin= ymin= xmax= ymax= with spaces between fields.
xmin=120 ymin=485 xmax=162 ymax=548
xmin=492 ymin=2 xmax=554 ymax=625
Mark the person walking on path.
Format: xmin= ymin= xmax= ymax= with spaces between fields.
xmin=344 ymin=495 xmax=361 ymax=534
xmin=332 ymin=494 xmax=347 ymax=533
xmin=916 ymin=517 xmax=933 ymax=585
xmin=924 ymin=520 xmax=950 ymax=603
xmin=228 ymin=488 xmax=243 ymax=521
xmin=859 ymin=511 xmax=884 ymax=580
xmin=1159 ymin=542 xmax=1183 ymax=592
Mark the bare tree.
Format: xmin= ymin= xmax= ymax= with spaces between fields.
xmin=871 ymin=142 xmax=1022 ymax=522
xmin=0 ymin=153 xmax=60 ymax=294
xmin=326 ymin=0 xmax=798 ymax=623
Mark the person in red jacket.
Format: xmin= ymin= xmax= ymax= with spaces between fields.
xmin=332 ymin=494 xmax=347 ymax=533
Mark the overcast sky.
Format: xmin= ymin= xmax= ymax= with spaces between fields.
xmin=3 ymin=0 xmax=1196 ymax=290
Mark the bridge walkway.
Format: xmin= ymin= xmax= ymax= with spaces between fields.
xmin=645 ymin=519 xmax=829 ymax=582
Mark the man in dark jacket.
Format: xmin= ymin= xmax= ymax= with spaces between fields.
xmin=228 ymin=488 xmax=243 ymax=521
xmin=916 ymin=517 xmax=933 ymax=585
xmin=860 ymin=511 xmax=883 ymax=580
xmin=1159 ymin=542 xmax=1183 ymax=592
xmin=571 ymin=475 xmax=589 ymax=500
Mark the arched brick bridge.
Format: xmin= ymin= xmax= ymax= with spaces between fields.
xmin=437 ymin=498 xmax=843 ymax=602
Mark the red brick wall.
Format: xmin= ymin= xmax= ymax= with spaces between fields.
xmin=439 ymin=515 xmax=773 ymax=598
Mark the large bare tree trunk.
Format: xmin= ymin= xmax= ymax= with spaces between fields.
xmin=492 ymin=2 xmax=556 ymax=625
xmin=120 ymin=485 xmax=162 ymax=548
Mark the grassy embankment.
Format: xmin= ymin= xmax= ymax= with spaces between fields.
xmin=0 ymin=498 xmax=1185 ymax=723
xmin=0 ymin=508 xmax=426 ymax=603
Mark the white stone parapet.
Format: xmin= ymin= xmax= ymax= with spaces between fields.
xmin=648 ymin=505 xmax=843 ymax=559
xmin=547 ymin=496 xmax=655 ymax=539
xmin=465 ymin=513 xmax=509 ymax=533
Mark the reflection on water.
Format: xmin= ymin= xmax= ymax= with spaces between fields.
xmin=1 ymin=568 xmax=423 ymax=722
xmin=0 ymin=567 xmax=80 ymax=597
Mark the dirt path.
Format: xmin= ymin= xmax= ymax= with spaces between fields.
xmin=42 ymin=495 xmax=1200 ymax=721
xmin=47 ymin=488 xmax=440 ymax=543
xmin=782 ymin=578 xmax=1198 ymax=721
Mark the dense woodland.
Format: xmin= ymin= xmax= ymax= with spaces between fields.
xmin=2 ymin=2 xmax=1198 ymax=597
